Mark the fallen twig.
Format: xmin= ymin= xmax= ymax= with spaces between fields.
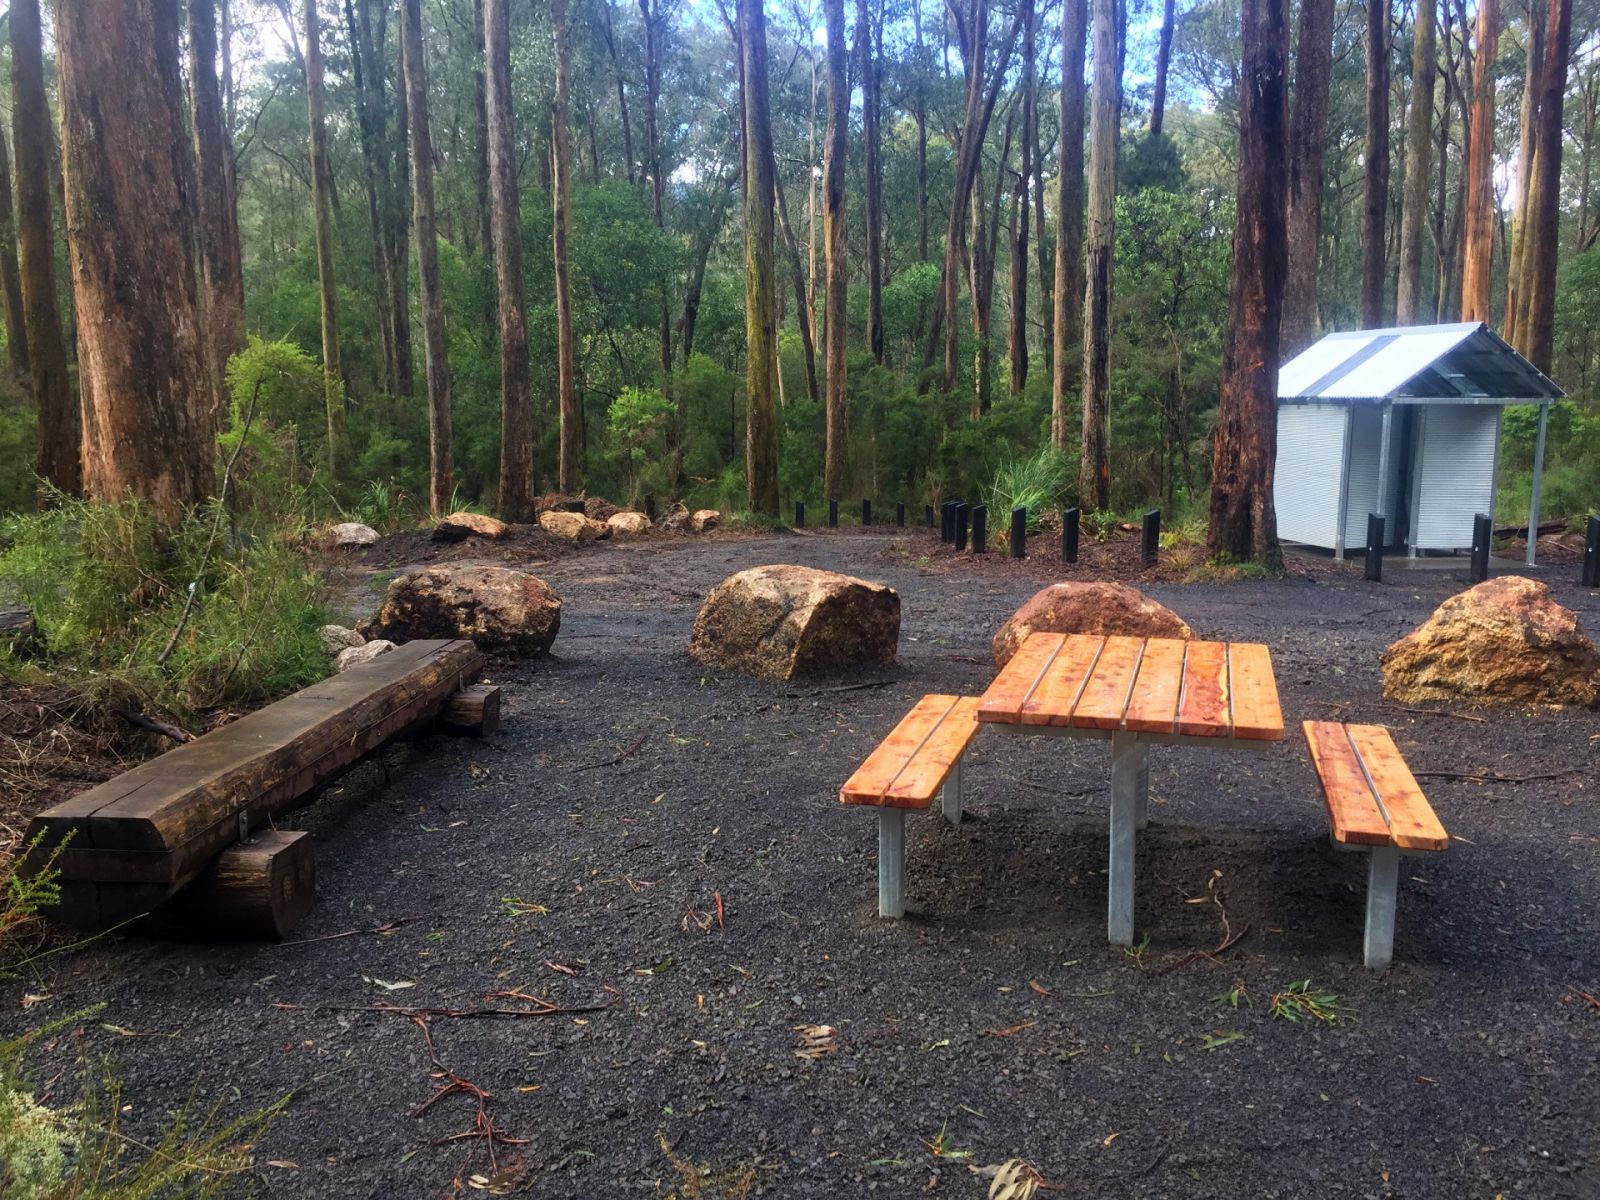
xmin=788 ymin=680 xmax=895 ymax=698
xmin=1156 ymin=924 xmax=1251 ymax=976
xmin=268 ymin=915 xmax=421 ymax=948
xmin=111 ymin=707 xmax=194 ymax=744
xmin=1569 ymin=984 xmax=1600 ymax=1013
xmin=1394 ymin=707 xmax=1487 ymax=724
xmin=574 ymin=734 xmax=647 ymax=771
xmin=271 ymin=989 xmax=620 ymax=1022
xmin=1413 ymin=768 xmax=1580 ymax=784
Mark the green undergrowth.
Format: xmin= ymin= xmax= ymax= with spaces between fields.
xmin=0 ymin=493 xmax=330 ymax=724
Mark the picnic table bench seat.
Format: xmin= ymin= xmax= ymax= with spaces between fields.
xmin=840 ymin=694 xmax=982 ymax=918
xmin=1303 ymin=721 xmax=1449 ymax=968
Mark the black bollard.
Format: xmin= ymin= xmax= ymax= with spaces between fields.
xmin=941 ymin=501 xmax=954 ymax=542
xmin=829 ymin=498 xmax=839 ymax=528
xmin=971 ymin=504 xmax=988 ymax=553
xmin=795 ymin=500 xmax=806 ymax=529
xmin=954 ymin=503 xmax=970 ymax=551
xmin=896 ymin=501 xmax=906 ymax=528
xmin=1141 ymin=510 xmax=1161 ymax=568
xmin=1010 ymin=506 xmax=1027 ymax=559
xmin=645 ymin=495 xmax=657 ymax=522
xmin=1585 ymin=514 xmax=1600 ymax=587
xmin=1364 ymin=512 xmax=1384 ymax=582
xmin=1469 ymin=512 xmax=1492 ymax=583
xmin=925 ymin=504 xmax=936 ymax=529
xmin=1062 ymin=507 xmax=1080 ymax=563
xmin=862 ymin=499 xmax=873 ymax=527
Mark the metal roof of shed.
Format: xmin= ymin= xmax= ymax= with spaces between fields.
xmin=1278 ymin=321 xmax=1564 ymax=402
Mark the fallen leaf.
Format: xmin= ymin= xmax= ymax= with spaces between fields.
xmin=1103 ymin=1131 xmax=1123 ymax=1148
xmin=1028 ymin=980 xmax=1051 ymax=997
xmin=363 ymin=977 xmax=416 ymax=992
xmin=794 ymin=1023 xmax=839 ymax=1059
xmin=542 ymin=959 xmax=579 ymax=977
xmin=266 ymin=1160 xmax=299 ymax=1170
xmin=983 ymin=1021 xmax=1037 ymax=1038
xmin=19 ymin=993 xmax=50 ymax=1008
xmin=988 ymin=1158 xmax=1042 ymax=1200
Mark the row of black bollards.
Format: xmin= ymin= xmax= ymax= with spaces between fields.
xmin=796 ymin=499 xmax=911 ymax=529
xmin=1585 ymin=514 xmax=1600 ymax=588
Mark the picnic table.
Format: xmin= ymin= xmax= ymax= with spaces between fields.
xmin=976 ymin=632 xmax=1285 ymax=945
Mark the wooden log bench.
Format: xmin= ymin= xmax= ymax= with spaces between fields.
xmin=1303 ymin=721 xmax=1450 ymax=968
xmin=24 ymin=638 xmax=488 ymax=935
xmin=840 ymin=695 xmax=982 ymax=918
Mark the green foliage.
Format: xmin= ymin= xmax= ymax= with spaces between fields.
xmin=989 ymin=449 xmax=1074 ymax=532
xmin=0 ymin=373 xmax=36 ymax=514
xmin=607 ymin=387 xmax=677 ymax=506
xmin=0 ymin=495 xmax=330 ymax=721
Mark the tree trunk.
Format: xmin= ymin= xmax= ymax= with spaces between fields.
xmin=1281 ymin=0 xmax=1334 ymax=352
xmin=13 ymin=0 xmax=78 ymax=498
xmin=600 ymin=1 xmax=636 ymax=184
xmin=1396 ymin=0 xmax=1436 ymax=323
xmin=485 ymin=0 xmax=532 ymax=519
xmin=773 ymin=172 xmax=822 ymax=405
xmin=191 ymin=0 xmax=246 ymax=417
xmin=640 ymin=0 xmax=671 ymax=378
xmin=345 ymin=0 xmax=397 ymax=394
xmin=740 ymin=0 xmax=779 ymax=515
xmin=1080 ymin=0 xmax=1121 ymax=510
xmin=1009 ymin=0 xmax=1035 ymax=399
xmin=1209 ymin=0 xmax=1289 ymax=565
xmin=383 ymin=1 xmax=415 ymax=397
xmin=0 ymin=133 xmax=27 ymax=381
xmin=1150 ymin=0 xmax=1176 ymax=135
xmin=550 ymin=0 xmax=581 ymax=492
xmin=1504 ymin=0 xmax=1545 ymax=344
xmin=1519 ymin=0 xmax=1572 ymax=371
xmin=822 ymin=0 xmax=848 ymax=500
xmin=1052 ymin=0 xmax=1088 ymax=448
xmin=858 ymin=0 xmax=884 ymax=363
xmin=1460 ymin=0 xmax=1499 ymax=322
xmin=402 ymin=0 xmax=453 ymax=514
xmin=305 ymin=0 xmax=344 ymax=475
xmin=1033 ymin=34 xmax=1054 ymax=379
xmin=59 ymin=0 xmax=214 ymax=525
xmin=471 ymin=0 xmax=492 ymax=259
xmin=1362 ymin=0 xmax=1391 ymax=327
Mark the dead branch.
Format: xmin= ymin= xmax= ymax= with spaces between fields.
xmin=574 ymin=734 xmax=647 ymax=771
xmin=111 ymin=708 xmax=194 ymax=744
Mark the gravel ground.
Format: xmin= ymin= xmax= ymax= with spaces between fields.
xmin=4 ymin=529 xmax=1598 ymax=1199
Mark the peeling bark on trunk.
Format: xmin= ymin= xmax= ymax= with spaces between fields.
xmin=822 ymin=0 xmax=848 ymax=501
xmin=1282 ymin=0 xmax=1333 ymax=352
xmin=402 ymin=0 xmax=453 ymax=514
xmin=59 ymin=0 xmax=214 ymax=525
xmin=0 ymin=132 xmax=28 ymax=380
xmin=551 ymin=0 xmax=581 ymax=492
xmin=1080 ymin=0 xmax=1121 ymax=510
xmin=305 ymin=0 xmax=344 ymax=475
xmin=1396 ymin=0 xmax=1436 ymax=323
xmin=740 ymin=0 xmax=779 ymax=515
xmin=1052 ymin=0 xmax=1087 ymax=448
xmin=13 ymin=0 xmax=78 ymax=498
xmin=486 ymin=0 xmax=532 ymax=519
xmin=1209 ymin=0 xmax=1289 ymax=566
xmin=1362 ymin=0 xmax=1391 ymax=327
xmin=1505 ymin=0 xmax=1544 ymax=345
xmin=1520 ymin=0 xmax=1572 ymax=371
xmin=1460 ymin=0 xmax=1499 ymax=322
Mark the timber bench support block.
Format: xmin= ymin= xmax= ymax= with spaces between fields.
xmin=435 ymin=683 xmax=501 ymax=737
xmin=840 ymin=695 xmax=983 ymax=918
xmin=149 ymin=829 xmax=316 ymax=941
xmin=1303 ymin=720 xmax=1450 ymax=969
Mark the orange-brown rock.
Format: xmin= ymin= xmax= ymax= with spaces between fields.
xmin=689 ymin=565 xmax=899 ymax=679
xmin=992 ymin=582 xmax=1195 ymax=667
xmin=538 ymin=510 xmax=610 ymax=543
xmin=433 ymin=511 xmax=510 ymax=541
xmin=690 ymin=509 xmax=721 ymax=533
xmin=1380 ymin=576 xmax=1600 ymax=707
xmin=367 ymin=565 xmax=561 ymax=656
xmin=607 ymin=511 xmax=651 ymax=536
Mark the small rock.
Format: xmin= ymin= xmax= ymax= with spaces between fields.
xmin=336 ymin=640 xmax=395 ymax=671
xmin=689 ymin=564 xmax=900 ymax=679
xmin=366 ymin=564 xmax=561 ymax=656
xmin=690 ymin=508 xmax=721 ymax=533
xmin=330 ymin=522 xmax=379 ymax=547
xmin=539 ymin=510 xmax=610 ymax=543
xmin=433 ymin=511 xmax=510 ymax=542
xmin=1380 ymin=576 xmax=1600 ymax=707
xmin=320 ymin=624 xmax=365 ymax=653
xmin=992 ymin=581 xmax=1195 ymax=667
xmin=607 ymin=511 xmax=652 ymax=536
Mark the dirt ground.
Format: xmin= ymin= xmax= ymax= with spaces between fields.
xmin=4 ymin=528 xmax=1598 ymax=1199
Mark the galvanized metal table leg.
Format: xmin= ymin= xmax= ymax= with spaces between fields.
xmin=878 ymin=808 xmax=906 ymax=919
xmin=940 ymin=758 xmax=963 ymax=827
xmin=1108 ymin=732 xmax=1139 ymax=945
xmin=1134 ymin=746 xmax=1150 ymax=830
xmin=1363 ymin=845 xmax=1400 ymax=969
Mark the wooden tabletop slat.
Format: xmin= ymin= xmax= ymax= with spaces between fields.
xmin=1344 ymin=724 xmax=1449 ymax=851
xmin=977 ymin=633 xmax=1065 ymax=723
xmin=885 ymin=698 xmax=982 ymax=804
xmin=1022 ymin=634 xmax=1105 ymax=726
xmin=1071 ymin=636 xmax=1147 ymax=730
xmin=840 ymin=694 xmax=959 ymax=805
xmin=1302 ymin=721 xmax=1392 ymax=846
xmin=1176 ymin=640 xmax=1231 ymax=737
xmin=1122 ymin=638 xmax=1188 ymax=734
xmin=1226 ymin=642 xmax=1285 ymax=741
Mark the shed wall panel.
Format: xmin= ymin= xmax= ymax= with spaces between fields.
xmin=1275 ymin=405 xmax=1348 ymax=549
xmin=1411 ymin=406 xmax=1499 ymax=551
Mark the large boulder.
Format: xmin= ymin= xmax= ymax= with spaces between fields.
xmin=433 ymin=511 xmax=510 ymax=542
xmin=690 ymin=509 xmax=721 ymax=533
xmin=607 ymin=511 xmax=652 ymax=536
xmin=367 ymin=565 xmax=561 ymax=656
xmin=1380 ymin=576 xmax=1600 ymax=707
xmin=320 ymin=624 xmax=366 ymax=654
xmin=539 ymin=510 xmax=610 ymax=543
xmin=336 ymin=640 xmax=396 ymax=672
xmin=330 ymin=522 xmax=379 ymax=548
xmin=689 ymin=565 xmax=900 ymax=679
xmin=993 ymin=581 xmax=1195 ymax=667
